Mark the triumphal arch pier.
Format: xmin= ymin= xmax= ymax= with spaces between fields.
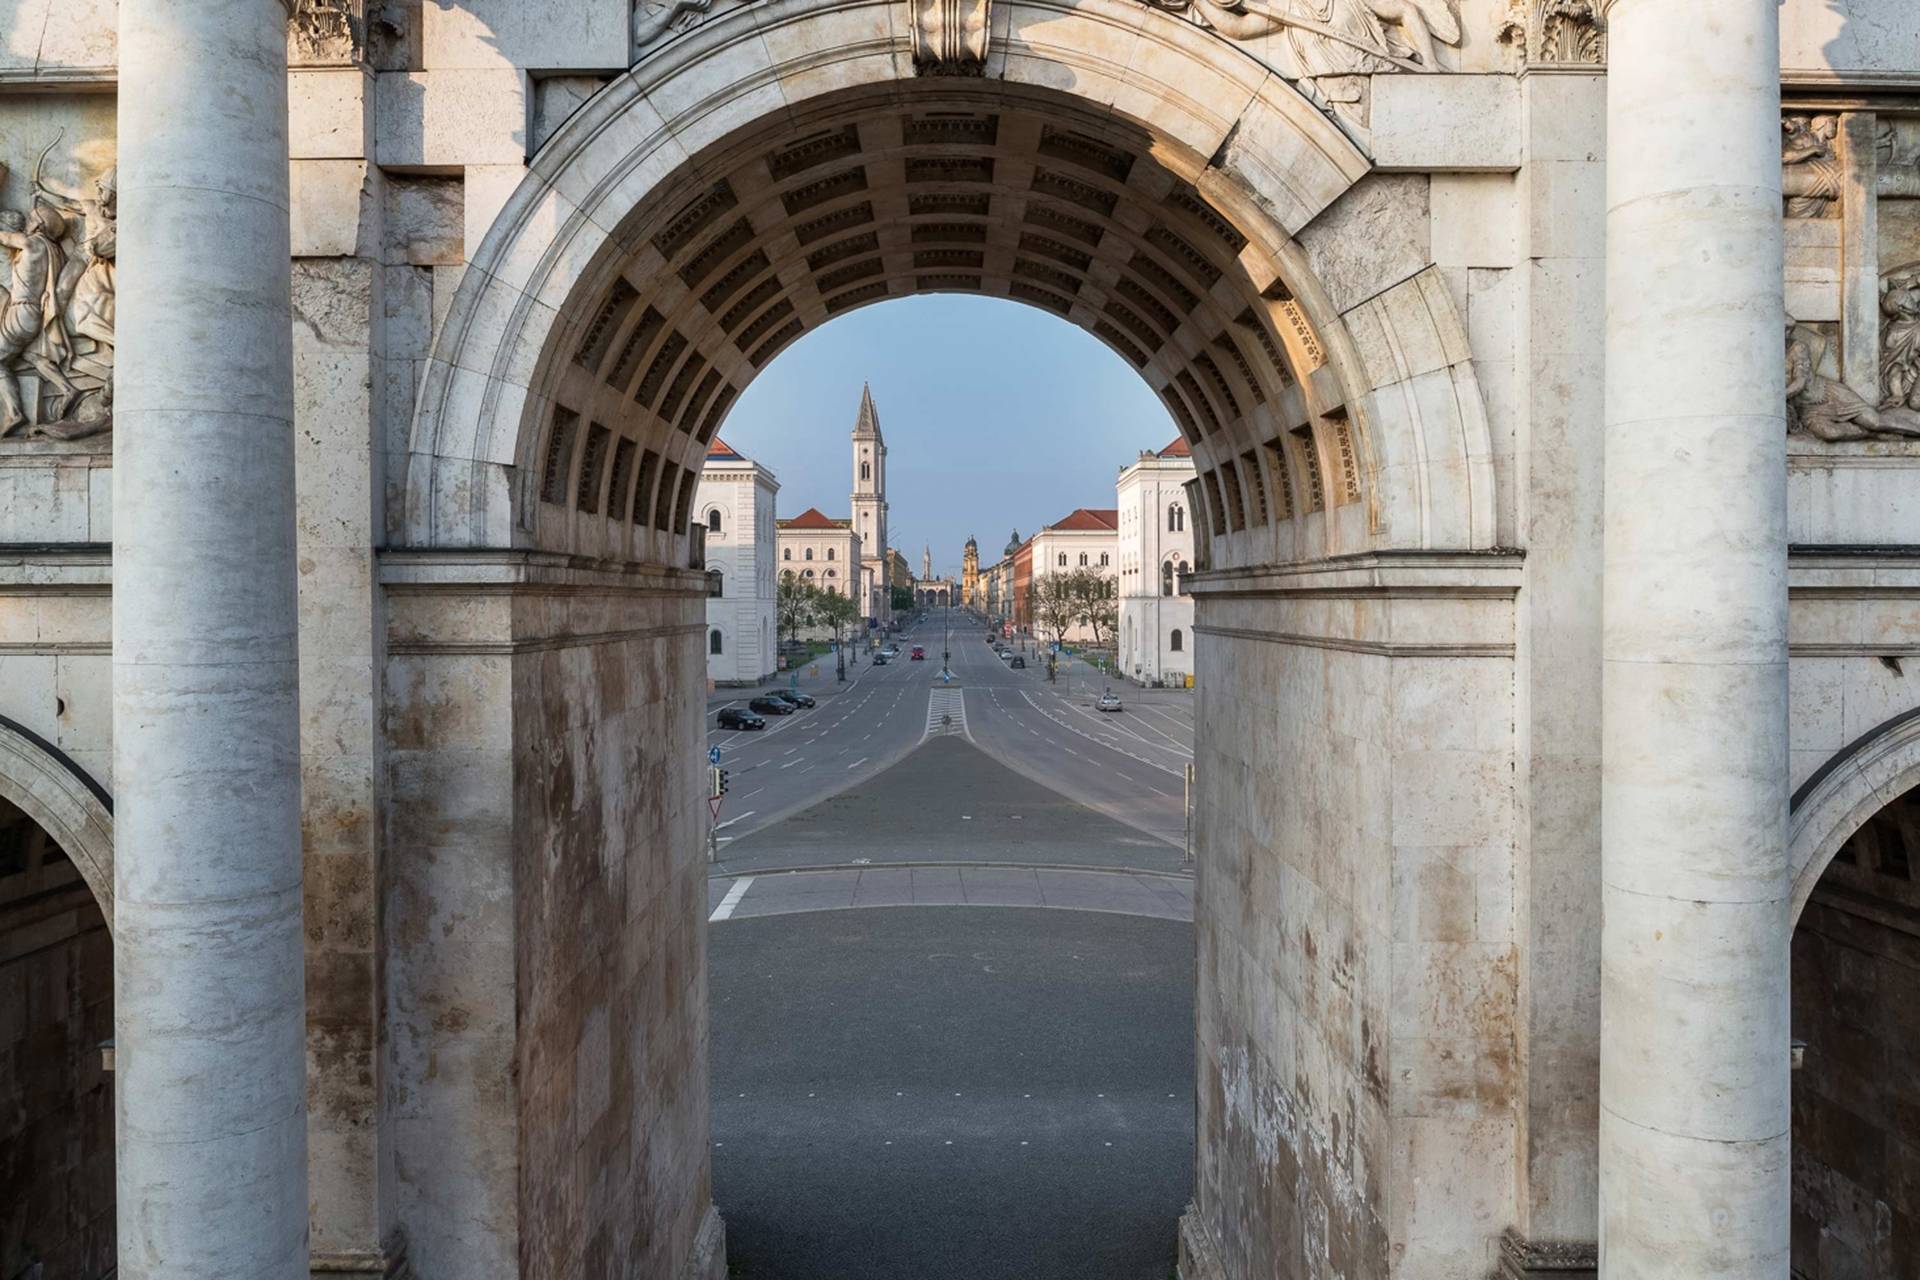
xmin=2 ymin=0 xmax=1918 ymax=1276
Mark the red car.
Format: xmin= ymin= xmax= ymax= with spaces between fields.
xmin=910 ymin=645 xmax=926 ymax=661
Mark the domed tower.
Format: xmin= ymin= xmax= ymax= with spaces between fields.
xmin=962 ymin=536 xmax=980 ymax=608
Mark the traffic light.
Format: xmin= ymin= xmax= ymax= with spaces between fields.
xmin=714 ymin=766 xmax=730 ymax=797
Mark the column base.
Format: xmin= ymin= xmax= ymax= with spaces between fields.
xmin=1495 ymin=1229 xmax=1597 ymax=1279
xmin=1178 ymin=1204 xmax=1228 ymax=1280
xmin=681 ymin=1205 xmax=728 ymax=1280
xmin=310 ymin=1233 xmax=410 ymax=1279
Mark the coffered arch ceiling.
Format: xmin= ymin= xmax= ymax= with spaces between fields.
xmin=404 ymin=0 xmax=1496 ymax=566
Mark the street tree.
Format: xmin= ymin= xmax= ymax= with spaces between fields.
xmin=778 ymin=570 xmax=819 ymax=642
xmin=1028 ymin=574 xmax=1077 ymax=645
xmin=1063 ymin=569 xmax=1118 ymax=647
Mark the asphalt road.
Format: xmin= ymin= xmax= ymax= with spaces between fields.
xmin=711 ymin=907 xmax=1195 ymax=1280
xmin=706 ymin=608 xmax=1196 ymax=857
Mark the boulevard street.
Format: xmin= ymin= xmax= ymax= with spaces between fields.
xmin=706 ymin=607 xmax=1196 ymax=861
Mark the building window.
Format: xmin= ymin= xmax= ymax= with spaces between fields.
xmin=803 ymin=568 xmax=815 ymax=579
xmin=1170 ymin=629 xmax=1183 ymax=652
xmin=1178 ymin=560 xmax=1191 ymax=595
xmin=1169 ymin=504 xmax=1184 ymax=532
xmin=826 ymin=568 xmax=836 ymax=579
xmin=805 ymin=547 xmax=814 ymax=560
xmin=1057 ymin=552 xmax=1067 ymax=567
xmin=783 ymin=547 xmax=792 ymax=560
xmin=1100 ymin=552 xmax=1109 ymax=566
xmin=1078 ymin=552 xmax=1089 ymax=567
xmin=707 ymin=509 xmax=722 ymax=533
xmin=710 ymin=628 xmax=724 ymax=655
xmin=707 ymin=569 xmax=723 ymax=598
xmin=827 ymin=547 xmax=835 ymax=561
xmin=1161 ymin=562 xmax=1174 ymax=597
xmin=861 ymin=461 xmax=871 ymax=481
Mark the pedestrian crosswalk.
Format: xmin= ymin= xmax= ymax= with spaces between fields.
xmin=924 ymin=688 xmax=968 ymax=740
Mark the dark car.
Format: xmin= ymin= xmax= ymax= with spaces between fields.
xmin=872 ymin=653 xmax=889 ymax=665
xmin=1010 ymin=656 xmax=1026 ymax=669
xmin=717 ymin=707 xmax=765 ymax=730
xmin=749 ymin=696 xmax=795 ymax=715
xmin=771 ymin=690 xmax=815 ymax=709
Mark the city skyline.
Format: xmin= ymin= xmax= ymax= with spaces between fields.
xmin=717 ymin=294 xmax=1178 ymax=579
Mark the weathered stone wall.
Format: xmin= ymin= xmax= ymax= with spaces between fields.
xmin=510 ymin=577 xmax=716 ymax=1279
xmin=1187 ymin=565 xmax=1519 ymax=1279
xmin=0 ymin=800 xmax=113 ymax=1280
xmin=1790 ymin=796 xmax=1920 ymax=1280
xmin=382 ymin=560 xmax=719 ymax=1279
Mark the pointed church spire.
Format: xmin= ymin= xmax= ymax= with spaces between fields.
xmin=852 ymin=381 xmax=882 ymax=440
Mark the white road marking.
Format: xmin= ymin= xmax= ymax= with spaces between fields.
xmin=847 ymin=757 xmax=868 ymax=770
xmin=710 ymin=877 xmax=753 ymax=921
xmin=715 ymin=811 xmax=755 ymax=831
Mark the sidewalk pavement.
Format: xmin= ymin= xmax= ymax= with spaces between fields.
xmin=706 ymin=644 xmax=868 ymax=707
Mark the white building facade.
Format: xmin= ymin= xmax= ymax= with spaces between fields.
xmin=1027 ymin=508 xmax=1118 ymax=644
xmin=697 ymin=440 xmax=778 ymax=686
xmin=849 ymin=383 xmax=891 ymax=624
xmin=1117 ymin=440 xmax=1196 ymax=684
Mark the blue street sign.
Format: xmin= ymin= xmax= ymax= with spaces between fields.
xmin=708 ymin=746 xmax=722 ymax=765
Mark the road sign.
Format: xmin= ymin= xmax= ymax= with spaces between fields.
xmin=708 ymin=746 xmax=722 ymax=765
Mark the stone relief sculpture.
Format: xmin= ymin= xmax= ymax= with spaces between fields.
xmin=290 ymin=0 xmax=362 ymax=63
xmin=0 ymin=143 xmax=115 ymax=442
xmin=633 ymin=0 xmax=719 ymax=54
xmin=1497 ymin=0 xmax=1604 ymax=64
xmin=1880 ymin=264 xmax=1920 ymax=416
xmin=1145 ymin=0 xmax=1458 ymax=116
xmin=1786 ymin=318 xmax=1920 ymax=443
xmin=1782 ymin=115 xmax=1843 ymax=218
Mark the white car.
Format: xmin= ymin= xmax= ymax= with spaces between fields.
xmin=1096 ymin=691 xmax=1123 ymax=712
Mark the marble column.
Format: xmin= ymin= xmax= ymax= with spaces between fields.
xmin=1599 ymin=1 xmax=1789 ymax=1276
xmin=113 ymin=1 xmax=308 ymax=1275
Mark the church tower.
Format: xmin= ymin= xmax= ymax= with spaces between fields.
xmin=850 ymin=383 xmax=889 ymax=621
xmin=922 ymin=544 xmax=932 ymax=581
xmin=962 ymin=536 xmax=980 ymax=609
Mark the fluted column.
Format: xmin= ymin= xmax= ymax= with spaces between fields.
xmin=1599 ymin=1 xmax=1789 ymax=1276
xmin=114 ymin=1 xmax=308 ymax=1275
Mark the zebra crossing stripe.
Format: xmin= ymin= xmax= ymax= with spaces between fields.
xmin=923 ymin=688 xmax=969 ymax=741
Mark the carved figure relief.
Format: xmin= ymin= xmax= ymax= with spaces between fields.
xmin=1782 ymin=115 xmax=1844 ymax=218
xmin=633 ymin=0 xmax=721 ymax=55
xmin=1880 ymin=264 xmax=1920 ymax=415
xmin=0 ymin=141 xmax=115 ymax=442
xmin=1144 ymin=0 xmax=1458 ymax=118
xmin=1786 ymin=318 xmax=1920 ymax=443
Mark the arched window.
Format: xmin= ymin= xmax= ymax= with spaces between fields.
xmin=709 ymin=628 xmax=724 ymax=655
xmin=707 ymin=509 xmax=722 ymax=533
xmin=827 ymin=547 xmax=835 ymax=561
xmin=1057 ymin=552 xmax=1067 ymax=567
xmin=861 ymin=461 xmax=871 ymax=481
xmin=1170 ymin=628 xmax=1183 ymax=652
xmin=1078 ymin=552 xmax=1089 ymax=567
xmin=1100 ymin=552 xmax=1110 ymax=566
xmin=805 ymin=547 xmax=814 ymax=561
xmin=1169 ymin=504 xmax=1185 ymax=532
xmin=1177 ymin=560 xmax=1191 ymax=595
xmin=1161 ymin=562 xmax=1174 ymax=597
xmin=783 ymin=547 xmax=792 ymax=561
xmin=706 ymin=569 xmax=723 ymax=598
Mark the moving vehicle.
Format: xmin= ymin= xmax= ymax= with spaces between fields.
xmin=1009 ymin=656 xmax=1026 ymax=669
xmin=748 ymin=696 xmax=796 ymax=715
xmin=771 ymin=690 xmax=815 ymax=709
xmin=717 ymin=707 xmax=766 ymax=730
xmin=872 ymin=653 xmax=889 ymax=665
xmin=1096 ymin=690 xmax=1124 ymax=712
xmin=910 ymin=645 xmax=926 ymax=661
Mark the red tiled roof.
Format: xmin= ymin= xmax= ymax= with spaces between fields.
xmin=707 ymin=437 xmax=744 ymax=459
xmin=1157 ymin=436 xmax=1191 ymax=458
xmin=778 ymin=507 xmax=848 ymax=530
xmin=1048 ymin=507 xmax=1119 ymax=532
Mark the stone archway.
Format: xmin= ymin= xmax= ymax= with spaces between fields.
xmin=383 ymin=6 xmax=1509 ymax=1278
xmin=0 ymin=720 xmax=116 ymax=1277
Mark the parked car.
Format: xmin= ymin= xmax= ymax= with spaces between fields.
xmin=749 ymin=696 xmax=795 ymax=715
xmin=1096 ymin=690 xmax=1124 ymax=712
xmin=1000 ymin=649 xmax=1016 ymax=662
xmin=771 ymin=690 xmax=815 ymax=709
xmin=910 ymin=645 xmax=926 ymax=661
xmin=717 ymin=707 xmax=766 ymax=730
xmin=1009 ymin=656 xmax=1026 ymax=669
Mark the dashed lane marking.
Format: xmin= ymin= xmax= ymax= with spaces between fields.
xmin=709 ymin=877 xmax=753 ymax=922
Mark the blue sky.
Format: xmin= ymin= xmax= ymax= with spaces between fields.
xmin=719 ymin=295 xmax=1178 ymax=579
